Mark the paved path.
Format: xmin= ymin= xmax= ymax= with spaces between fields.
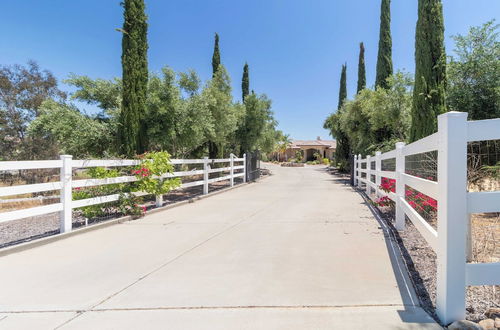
xmin=0 ymin=164 xmax=441 ymax=329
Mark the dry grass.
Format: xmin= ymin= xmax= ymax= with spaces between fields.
xmin=0 ymin=196 xmax=59 ymax=213
xmin=471 ymin=213 xmax=499 ymax=263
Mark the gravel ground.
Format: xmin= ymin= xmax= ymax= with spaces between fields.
xmin=0 ymin=177 xmax=251 ymax=249
xmin=376 ymin=206 xmax=500 ymax=323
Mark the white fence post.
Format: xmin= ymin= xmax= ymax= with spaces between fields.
xmin=230 ymin=153 xmax=234 ymax=187
xmin=243 ymin=153 xmax=247 ymax=183
xmin=203 ymin=157 xmax=209 ymax=195
xmin=366 ymin=155 xmax=371 ymax=195
xmin=60 ymin=154 xmax=73 ymax=233
xmin=155 ymin=194 xmax=163 ymax=208
xmin=353 ymin=155 xmax=358 ymax=187
xmin=395 ymin=142 xmax=406 ymax=230
xmin=436 ymin=111 xmax=468 ymax=325
xmin=375 ymin=151 xmax=381 ymax=197
xmin=357 ymin=154 xmax=362 ymax=189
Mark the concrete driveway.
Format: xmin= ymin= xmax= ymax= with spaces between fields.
xmin=0 ymin=164 xmax=441 ymax=329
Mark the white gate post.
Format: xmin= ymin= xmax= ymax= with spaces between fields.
xmin=375 ymin=151 xmax=381 ymax=197
xmin=436 ymin=111 xmax=468 ymax=325
xmin=395 ymin=142 xmax=406 ymax=230
xmin=357 ymin=154 xmax=362 ymax=189
xmin=366 ymin=155 xmax=371 ymax=195
xmin=230 ymin=153 xmax=234 ymax=187
xmin=60 ymin=155 xmax=73 ymax=233
xmin=203 ymin=156 xmax=209 ymax=195
xmin=243 ymin=153 xmax=247 ymax=183
xmin=353 ymin=155 xmax=358 ymax=187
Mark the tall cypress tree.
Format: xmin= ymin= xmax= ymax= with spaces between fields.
xmin=409 ymin=0 xmax=446 ymax=142
xmin=208 ymin=33 xmax=222 ymax=158
xmin=375 ymin=0 xmax=393 ymax=89
xmin=357 ymin=42 xmax=366 ymax=93
xmin=242 ymin=62 xmax=249 ymax=102
xmin=335 ymin=64 xmax=350 ymax=170
xmin=212 ymin=33 xmax=221 ymax=77
xmin=119 ymin=0 xmax=148 ymax=156
xmin=338 ymin=64 xmax=347 ymax=110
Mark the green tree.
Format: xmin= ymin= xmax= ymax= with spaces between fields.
xmin=357 ymin=42 xmax=367 ymax=93
xmin=448 ymin=20 xmax=499 ymax=120
xmin=28 ymin=100 xmax=114 ymax=157
xmin=146 ymin=67 xmax=213 ymax=158
xmin=237 ymin=92 xmax=273 ymax=155
xmin=208 ymin=32 xmax=223 ymax=158
xmin=338 ymin=64 xmax=347 ymax=109
xmin=375 ymin=0 xmax=393 ymax=89
xmin=203 ymin=65 xmax=238 ymax=158
xmin=409 ymin=0 xmax=446 ymax=142
xmin=325 ymin=64 xmax=350 ymax=172
xmin=212 ymin=33 xmax=221 ymax=77
xmin=242 ymin=62 xmax=249 ymax=102
xmin=0 ymin=61 xmax=66 ymax=160
xmin=119 ymin=0 xmax=149 ymax=156
xmin=178 ymin=69 xmax=201 ymax=96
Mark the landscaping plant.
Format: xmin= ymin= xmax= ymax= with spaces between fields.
xmin=375 ymin=177 xmax=437 ymax=218
xmin=133 ymin=151 xmax=181 ymax=206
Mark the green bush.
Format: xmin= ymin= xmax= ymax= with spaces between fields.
xmin=133 ymin=151 xmax=181 ymax=196
xmin=72 ymin=166 xmax=142 ymax=219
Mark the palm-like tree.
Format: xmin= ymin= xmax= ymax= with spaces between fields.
xmin=277 ymin=134 xmax=292 ymax=162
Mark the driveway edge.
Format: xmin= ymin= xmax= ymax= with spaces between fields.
xmin=0 ymin=176 xmax=269 ymax=258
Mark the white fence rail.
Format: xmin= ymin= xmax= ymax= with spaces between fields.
xmin=0 ymin=154 xmax=246 ymax=231
xmin=354 ymin=112 xmax=500 ymax=325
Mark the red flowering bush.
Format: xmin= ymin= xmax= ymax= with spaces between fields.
xmin=405 ymin=187 xmax=437 ymax=214
xmin=132 ymin=167 xmax=151 ymax=177
xmin=380 ymin=177 xmax=396 ymax=193
xmin=375 ymin=177 xmax=437 ymax=217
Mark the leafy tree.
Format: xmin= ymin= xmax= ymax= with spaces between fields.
xmin=448 ymin=20 xmax=499 ymax=120
xmin=65 ymin=74 xmax=122 ymax=112
xmin=0 ymin=61 xmax=66 ymax=160
xmin=146 ymin=67 xmax=212 ymax=158
xmin=257 ymin=124 xmax=281 ymax=156
xmin=202 ymin=65 xmax=238 ymax=158
xmin=146 ymin=67 xmax=181 ymax=154
xmin=375 ymin=0 xmax=393 ymax=89
xmin=409 ymin=0 xmax=446 ymax=142
xmin=242 ymin=62 xmax=249 ymax=102
xmin=212 ymin=33 xmax=221 ymax=77
xmin=28 ymin=100 xmax=114 ymax=157
xmin=357 ymin=42 xmax=367 ymax=93
xmin=119 ymin=0 xmax=149 ymax=156
xmin=344 ymin=72 xmax=413 ymax=154
xmin=237 ymin=92 xmax=273 ymax=155
xmin=326 ymin=72 xmax=413 ymax=157
xmin=178 ymin=69 xmax=201 ymax=96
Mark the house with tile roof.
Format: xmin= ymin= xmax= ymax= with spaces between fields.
xmin=284 ymin=137 xmax=336 ymax=162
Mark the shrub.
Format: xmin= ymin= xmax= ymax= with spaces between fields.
xmin=133 ymin=151 xmax=181 ymax=196
xmin=374 ymin=177 xmax=437 ymax=216
xmin=73 ymin=166 xmax=143 ymax=220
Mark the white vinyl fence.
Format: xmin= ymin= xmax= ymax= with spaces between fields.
xmin=354 ymin=112 xmax=500 ymax=324
xmin=0 ymin=154 xmax=246 ymax=233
